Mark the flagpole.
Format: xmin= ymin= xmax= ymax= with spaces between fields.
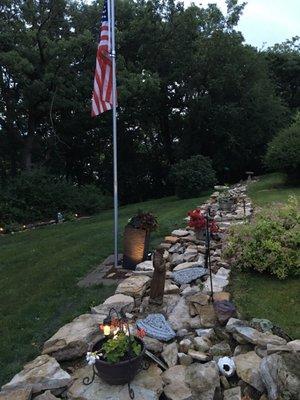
xmin=110 ymin=0 xmax=118 ymax=269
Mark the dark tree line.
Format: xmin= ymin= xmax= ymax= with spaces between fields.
xmin=0 ymin=0 xmax=299 ymax=203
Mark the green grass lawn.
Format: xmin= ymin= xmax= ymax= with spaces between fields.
xmin=0 ymin=193 xmax=208 ymax=386
xmin=230 ymin=173 xmax=300 ymax=339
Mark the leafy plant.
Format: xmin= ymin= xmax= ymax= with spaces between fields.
xmin=188 ymin=208 xmax=219 ymax=233
xmin=225 ymin=196 xmax=300 ymax=279
xmin=265 ymin=116 xmax=300 ymax=180
xmin=170 ymin=155 xmax=217 ymax=199
xmin=128 ymin=211 xmax=158 ymax=231
xmin=101 ymin=332 xmax=142 ymax=364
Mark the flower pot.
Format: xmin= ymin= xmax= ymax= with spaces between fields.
xmin=123 ymin=225 xmax=150 ymax=270
xmin=92 ymin=337 xmax=146 ymax=385
xmin=219 ymin=198 xmax=234 ymax=212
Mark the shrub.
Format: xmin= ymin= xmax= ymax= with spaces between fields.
xmin=265 ymin=117 xmax=300 ymax=179
xmin=225 ymin=196 xmax=300 ymax=279
xmin=170 ymin=155 xmax=217 ymax=199
xmin=0 ymin=169 xmax=112 ymax=225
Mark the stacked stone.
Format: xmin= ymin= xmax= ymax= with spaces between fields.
xmin=1 ymin=183 xmax=299 ymax=400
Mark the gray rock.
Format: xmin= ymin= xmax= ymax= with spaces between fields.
xmin=193 ymin=337 xmax=211 ymax=352
xmin=162 ymin=342 xmax=178 ymax=367
xmin=164 ymin=281 xmax=180 ymax=295
xmin=179 ymin=339 xmax=192 ymax=354
xmin=168 ymin=298 xmax=192 ymax=331
xmin=67 ymin=363 xmax=163 ymax=400
xmin=223 ymin=387 xmax=241 ymax=400
xmin=43 ymin=313 xmax=106 ymax=361
xmin=162 ymin=365 xmax=192 ymax=400
xmin=178 ymin=353 xmax=193 ymax=366
xmin=136 ymin=261 xmax=154 ymax=271
xmin=35 ymin=391 xmax=60 ymax=400
xmin=250 ymin=318 xmax=273 ymax=333
xmin=287 ymin=340 xmax=300 ymax=352
xmin=0 ymin=388 xmax=32 ymax=400
xmin=233 ymin=344 xmax=253 ymax=356
xmin=185 ymin=361 xmax=220 ymax=400
xmin=169 ymin=243 xmax=185 ymax=254
xmin=211 ymin=341 xmax=232 ymax=357
xmin=232 ymin=326 xmax=287 ymax=347
xmin=170 ymin=253 xmax=186 ymax=266
xmin=2 ymin=355 xmax=72 ymax=394
xmin=143 ymin=336 xmax=163 ymax=353
xmin=260 ymin=353 xmax=300 ymax=400
xmin=195 ymin=328 xmax=215 ymax=340
xmin=172 ymin=267 xmax=207 ymax=285
xmin=171 ymin=229 xmax=190 ymax=237
xmin=115 ymin=275 xmax=151 ymax=298
xmin=188 ymin=349 xmax=210 ymax=362
xmin=234 ymin=351 xmax=264 ymax=392
xmin=173 ymin=262 xmax=203 ymax=272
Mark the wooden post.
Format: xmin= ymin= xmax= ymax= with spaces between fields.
xmin=149 ymin=247 xmax=166 ymax=305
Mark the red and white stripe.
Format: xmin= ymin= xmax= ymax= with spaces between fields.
xmin=91 ymin=0 xmax=114 ymax=116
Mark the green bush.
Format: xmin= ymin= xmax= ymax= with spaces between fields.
xmin=0 ymin=170 xmax=112 ymax=226
xmin=265 ymin=117 xmax=300 ymax=179
xmin=170 ymin=155 xmax=217 ymax=199
xmin=225 ymin=197 xmax=300 ymax=279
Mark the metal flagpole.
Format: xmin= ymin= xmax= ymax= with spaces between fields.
xmin=110 ymin=0 xmax=118 ymax=269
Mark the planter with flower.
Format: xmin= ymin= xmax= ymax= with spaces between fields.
xmin=188 ymin=208 xmax=219 ymax=240
xmin=84 ymin=309 xmax=146 ymax=398
xmin=123 ymin=211 xmax=158 ymax=269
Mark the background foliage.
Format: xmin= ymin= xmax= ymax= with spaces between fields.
xmin=170 ymin=155 xmax=217 ymax=199
xmin=0 ymin=0 xmax=299 ymax=219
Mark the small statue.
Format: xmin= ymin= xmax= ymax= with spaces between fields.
xmin=149 ymin=247 xmax=166 ymax=306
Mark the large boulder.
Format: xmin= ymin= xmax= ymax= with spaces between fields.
xmin=260 ymin=353 xmax=300 ymax=400
xmin=43 ymin=313 xmax=105 ymax=361
xmin=115 ymin=275 xmax=151 ymax=298
xmin=162 ymin=365 xmax=192 ymax=400
xmin=1 ymin=355 xmax=72 ymax=394
xmin=168 ymin=297 xmax=201 ymax=331
xmin=234 ymin=351 xmax=264 ymax=392
xmin=185 ymin=361 xmax=220 ymax=400
xmin=67 ymin=363 xmax=163 ymax=400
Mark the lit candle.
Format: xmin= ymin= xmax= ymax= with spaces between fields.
xmin=103 ymin=325 xmax=111 ymax=336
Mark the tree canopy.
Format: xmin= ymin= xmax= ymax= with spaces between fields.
xmin=0 ymin=0 xmax=296 ymax=203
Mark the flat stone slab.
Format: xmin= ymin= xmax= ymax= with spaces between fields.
xmin=171 ymin=229 xmax=189 ymax=237
xmin=172 ymin=267 xmax=207 ymax=285
xmin=2 ymin=355 xmax=72 ymax=394
xmin=67 ymin=363 xmax=163 ymax=400
xmin=115 ymin=275 xmax=151 ymax=298
xmin=137 ymin=313 xmax=176 ymax=342
xmin=43 ymin=313 xmax=106 ymax=361
xmin=91 ymin=294 xmax=134 ymax=315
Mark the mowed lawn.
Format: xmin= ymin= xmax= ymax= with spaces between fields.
xmin=0 ymin=194 xmax=208 ymax=386
xmin=230 ymin=173 xmax=300 ymax=339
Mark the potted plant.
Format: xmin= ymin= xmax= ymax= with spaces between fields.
xmin=188 ymin=208 xmax=219 ymax=240
xmin=84 ymin=309 xmax=146 ymax=397
xmin=123 ymin=211 xmax=158 ymax=269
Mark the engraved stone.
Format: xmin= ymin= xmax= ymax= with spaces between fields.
xmin=172 ymin=267 xmax=207 ymax=285
xmin=136 ymin=313 xmax=176 ymax=342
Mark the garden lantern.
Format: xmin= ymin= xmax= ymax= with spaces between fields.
xmin=83 ymin=307 xmax=146 ymax=399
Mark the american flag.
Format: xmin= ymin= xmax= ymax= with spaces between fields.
xmin=91 ymin=0 xmax=114 ymax=116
